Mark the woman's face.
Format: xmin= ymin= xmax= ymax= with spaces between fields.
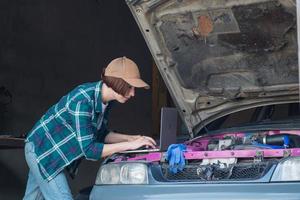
xmin=114 ymin=86 xmax=135 ymax=103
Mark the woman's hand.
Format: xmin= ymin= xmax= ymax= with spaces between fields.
xmin=105 ymin=132 xmax=156 ymax=145
xmin=127 ymin=135 xmax=156 ymax=143
xmin=127 ymin=136 xmax=157 ymax=150
xmin=126 ymin=135 xmax=141 ymax=141
xmin=102 ymin=135 xmax=157 ymax=157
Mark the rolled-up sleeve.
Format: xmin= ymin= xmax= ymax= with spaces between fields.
xmin=68 ymin=100 xmax=104 ymax=161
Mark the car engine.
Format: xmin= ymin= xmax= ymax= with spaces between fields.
xmin=111 ymin=130 xmax=300 ymax=182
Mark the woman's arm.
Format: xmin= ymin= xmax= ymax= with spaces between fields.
xmin=104 ymin=131 xmax=133 ymax=143
xmin=104 ymin=131 xmax=156 ymax=145
xmin=101 ymin=136 xmax=156 ymax=157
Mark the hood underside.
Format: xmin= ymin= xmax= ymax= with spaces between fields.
xmin=126 ymin=0 xmax=299 ymax=137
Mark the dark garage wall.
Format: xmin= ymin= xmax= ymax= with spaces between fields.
xmin=0 ymin=0 xmax=152 ymax=198
xmin=0 ymin=0 xmax=153 ymax=136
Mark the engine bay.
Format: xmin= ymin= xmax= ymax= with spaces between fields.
xmin=110 ymin=130 xmax=300 ymax=181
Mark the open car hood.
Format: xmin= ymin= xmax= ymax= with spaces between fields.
xmin=126 ymin=0 xmax=299 ymax=137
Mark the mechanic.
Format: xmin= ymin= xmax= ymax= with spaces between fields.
xmin=23 ymin=57 xmax=156 ymax=200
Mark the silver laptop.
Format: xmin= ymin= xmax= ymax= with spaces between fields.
xmin=120 ymin=107 xmax=177 ymax=153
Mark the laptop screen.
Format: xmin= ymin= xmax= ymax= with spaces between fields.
xmin=159 ymin=107 xmax=177 ymax=151
xmin=120 ymin=107 xmax=178 ymax=153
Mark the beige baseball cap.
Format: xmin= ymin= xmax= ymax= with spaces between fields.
xmin=104 ymin=57 xmax=150 ymax=89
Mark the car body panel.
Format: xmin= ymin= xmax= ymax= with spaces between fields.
xmin=90 ymin=182 xmax=300 ymax=200
xmin=83 ymin=123 xmax=300 ymax=200
xmin=125 ymin=0 xmax=298 ymax=136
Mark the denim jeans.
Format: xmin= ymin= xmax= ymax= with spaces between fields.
xmin=23 ymin=142 xmax=73 ymax=200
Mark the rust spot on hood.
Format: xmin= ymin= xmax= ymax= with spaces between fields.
xmin=193 ymin=15 xmax=213 ymax=37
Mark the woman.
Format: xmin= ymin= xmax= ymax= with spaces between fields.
xmin=23 ymin=57 xmax=156 ymax=200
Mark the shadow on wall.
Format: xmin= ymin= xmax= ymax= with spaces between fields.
xmin=0 ymin=149 xmax=27 ymax=200
xmin=0 ymin=163 xmax=24 ymax=199
xmin=0 ymin=0 xmax=152 ymax=137
xmin=0 ymin=148 xmax=103 ymax=199
xmin=0 ymin=86 xmax=12 ymax=134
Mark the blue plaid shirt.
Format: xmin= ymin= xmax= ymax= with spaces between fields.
xmin=26 ymin=81 xmax=111 ymax=181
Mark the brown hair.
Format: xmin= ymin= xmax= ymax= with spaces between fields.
xmin=101 ymin=69 xmax=132 ymax=96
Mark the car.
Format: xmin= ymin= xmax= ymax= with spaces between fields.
xmin=76 ymin=0 xmax=300 ymax=199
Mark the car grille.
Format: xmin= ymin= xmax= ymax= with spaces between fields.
xmin=161 ymin=162 xmax=271 ymax=181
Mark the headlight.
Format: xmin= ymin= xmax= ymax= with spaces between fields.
xmin=95 ymin=163 xmax=149 ymax=185
xmin=271 ymin=157 xmax=300 ymax=181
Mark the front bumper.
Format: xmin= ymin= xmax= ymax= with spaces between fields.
xmin=90 ymin=182 xmax=300 ymax=200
